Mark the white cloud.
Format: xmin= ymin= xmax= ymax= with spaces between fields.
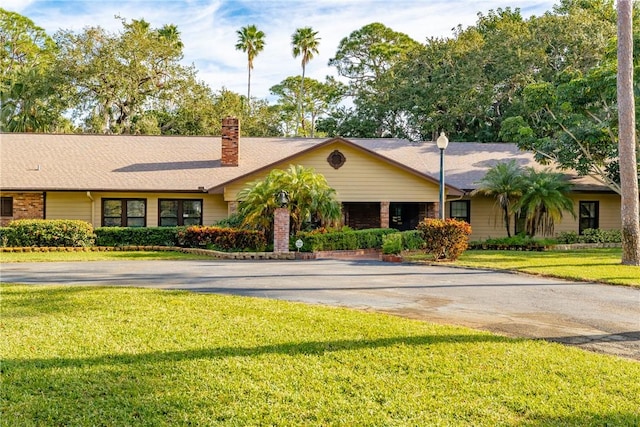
xmin=1 ymin=0 xmax=38 ymax=13
xmin=6 ymin=0 xmax=556 ymax=100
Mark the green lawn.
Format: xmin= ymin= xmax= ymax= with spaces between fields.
xmin=0 ymin=250 xmax=212 ymax=263
xmin=458 ymin=248 xmax=639 ymax=286
xmin=405 ymin=248 xmax=640 ymax=287
xmin=1 ymin=284 xmax=639 ymax=426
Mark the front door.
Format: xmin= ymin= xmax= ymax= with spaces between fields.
xmin=390 ymin=203 xmax=420 ymax=231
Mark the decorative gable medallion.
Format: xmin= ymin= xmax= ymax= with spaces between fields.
xmin=327 ymin=150 xmax=346 ymax=169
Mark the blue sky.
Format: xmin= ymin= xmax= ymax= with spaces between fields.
xmin=5 ymin=0 xmax=556 ymax=100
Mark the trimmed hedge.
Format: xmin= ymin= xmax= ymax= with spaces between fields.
xmin=469 ymin=235 xmax=556 ymax=251
xmin=2 ymin=219 xmax=95 ymax=247
xmin=177 ymin=226 xmax=267 ymax=252
xmin=417 ymin=218 xmax=471 ymax=261
xmin=382 ymin=230 xmax=425 ymax=255
xmin=0 ymin=227 xmax=12 ymax=246
xmin=556 ymin=229 xmax=622 ymax=244
xmin=95 ymin=227 xmax=181 ymax=247
xmin=293 ymin=228 xmax=398 ymax=252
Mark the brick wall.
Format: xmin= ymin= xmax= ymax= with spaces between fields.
xmin=380 ymin=201 xmax=390 ymax=228
xmin=221 ymin=116 xmax=239 ymax=167
xmin=0 ymin=192 xmax=45 ymax=226
xmin=428 ymin=202 xmax=439 ymax=219
xmin=273 ymin=207 xmax=290 ymax=253
xmin=227 ymin=201 xmax=238 ymax=216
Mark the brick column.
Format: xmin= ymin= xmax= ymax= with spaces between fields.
xmin=273 ymin=207 xmax=290 ymax=253
xmin=429 ymin=202 xmax=439 ymax=219
xmin=227 ymin=201 xmax=238 ymax=216
xmin=380 ymin=201 xmax=390 ymax=228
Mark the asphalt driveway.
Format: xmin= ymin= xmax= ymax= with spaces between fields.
xmin=2 ymin=258 xmax=639 ymax=359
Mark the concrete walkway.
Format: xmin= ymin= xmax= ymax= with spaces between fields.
xmin=2 ymin=258 xmax=639 ymax=360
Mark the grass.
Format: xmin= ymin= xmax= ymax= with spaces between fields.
xmin=406 ymin=248 xmax=640 ymax=287
xmin=1 ymin=284 xmax=639 ymax=426
xmin=0 ymin=250 xmax=212 ymax=263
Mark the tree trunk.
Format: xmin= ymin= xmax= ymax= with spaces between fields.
xmin=503 ymin=207 xmax=511 ymax=238
xmin=617 ymin=0 xmax=640 ymax=265
xmin=247 ymin=63 xmax=251 ymax=101
xmin=298 ymin=65 xmax=306 ymax=136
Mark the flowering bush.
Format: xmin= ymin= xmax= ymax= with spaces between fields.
xmin=417 ymin=218 xmax=471 ymax=261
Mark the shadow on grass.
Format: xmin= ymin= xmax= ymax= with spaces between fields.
xmin=519 ymin=413 xmax=640 ymax=426
xmin=0 ymin=285 xmax=98 ymax=317
xmin=3 ymin=333 xmax=513 ymax=370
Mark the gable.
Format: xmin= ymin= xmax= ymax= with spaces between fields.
xmin=222 ymin=139 xmax=454 ymax=202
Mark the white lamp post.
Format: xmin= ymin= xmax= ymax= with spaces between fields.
xmin=436 ymin=131 xmax=449 ymax=220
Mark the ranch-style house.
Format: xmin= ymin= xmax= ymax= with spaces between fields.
xmin=0 ymin=117 xmax=620 ymax=239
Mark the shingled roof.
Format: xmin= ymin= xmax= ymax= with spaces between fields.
xmin=0 ymin=133 xmax=609 ymax=193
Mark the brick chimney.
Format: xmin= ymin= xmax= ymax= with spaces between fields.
xmin=221 ymin=116 xmax=239 ymax=166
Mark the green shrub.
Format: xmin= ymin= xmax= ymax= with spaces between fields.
xmin=294 ymin=228 xmax=397 ymax=252
xmin=417 ymin=219 xmax=471 ymax=261
xmin=0 ymin=227 xmax=16 ymax=247
xmin=177 ymin=226 xmax=267 ymax=252
xmin=581 ymin=228 xmax=606 ymax=243
xmin=470 ymin=234 xmax=555 ymax=250
xmin=581 ymin=228 xmax=621 ymax=243
xmin=214 ymin=213 xmax=245 ymax=229
xmin=95 ymin=227 xmax=181 ymax=247
xmin=381 ymin=231 xmax=425 ymax=255
xmin=382 ymin=233 xmax=403 ymax=255
xmin=6 ymin=219 xmax=95 ymax=247
xmin=401 ymin=230 xmax=425 ymax=251
xmin=556 ymin=231 xmax=579 ymax=244
xmin=601 ymin=229 xmax=622 ymax=243
xmin=556 ymin=229 xmax=621 ymax=244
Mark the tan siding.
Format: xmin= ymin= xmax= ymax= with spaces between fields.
xmin=467 ymin=196 xmax=508 ymax=240
xmin=46 ymin=192 xmax=227 ymax=227
xmin=225 ymin=141 xmax=441 ymax=202
xmin=46 ymin=192 xmax=93 ymax=223
xmin=468 ymin=192 xmax=621 ymax=240
xmin=554 ymin=193 xmax=622 ymax=234
xmin=596 ymin=194 xmax=622 ymax=230
xmin=202 ymin=195 xmax=228 ymax=224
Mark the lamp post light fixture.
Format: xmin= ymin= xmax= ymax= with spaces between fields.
xmin=436 ymin=131 xmax=449 ymax=220
xmin=276 ymin=190 xmax=289 ymax=208
xmin=274 ymin=190 xmax=291 ymax=253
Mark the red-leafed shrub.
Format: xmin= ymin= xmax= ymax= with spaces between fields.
xmin=177 ymin=226 xmax=267 ymax=252
xmin=417 ymin=218 xmax=472 ymax=261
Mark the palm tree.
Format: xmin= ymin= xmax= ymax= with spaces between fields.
xmin=237 ymin=172 xmax=280 ymax=240
xmin=517 ymin=168 xmax=575 ymax=237
xmin=237 ymin=165 xmax=341 ymax=239
xmin=235 ymin=25 xmax=266 ymax=101
xmin=278 ymin=164 xmax=341 ymax=232
xmin=472 ymin=160 xmax=525 ymax=237
xmin=291 ymin=27 xmax=320 ymax=136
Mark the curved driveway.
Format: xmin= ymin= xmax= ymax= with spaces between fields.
xmin=2 ymin=259 xmax=639 ymax=359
